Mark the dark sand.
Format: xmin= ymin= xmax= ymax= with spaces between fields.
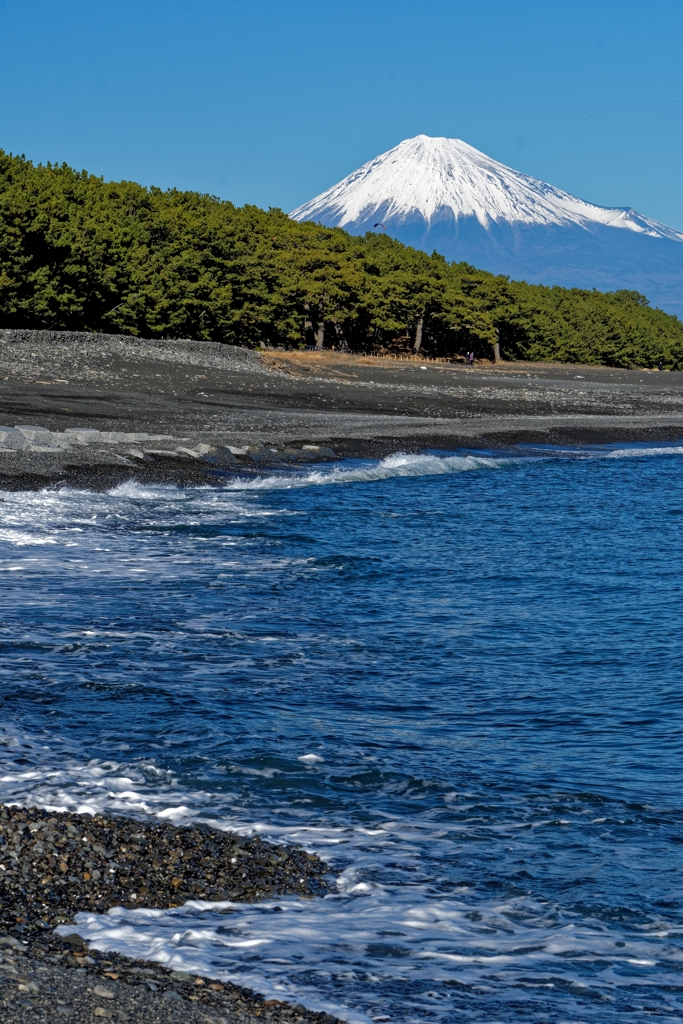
xmin=1 ymin=331 xmax=683 ymax=492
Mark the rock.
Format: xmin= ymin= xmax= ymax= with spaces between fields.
xmin=126 ymin=433 xmax=174 ymax=442
xmin=14 ymin=425 xmax=52 ymax=441
xmin=94 ymin=984 xmax=114 ymax=999
xmin=205 ymin=447 xmax=239 ymax=465
xmin=0 ymin=428 xmax=30 ymax=450
xmin=63 ymin=428 xmax=101 ymax=441
xmin=294 ymin=444 xmax=336 ymax=458
xmin=281 ymin=448 xmax=316 ymax=461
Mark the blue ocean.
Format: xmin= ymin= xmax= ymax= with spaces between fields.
xmin=2 ymin=444 xmax=683 ymax=1022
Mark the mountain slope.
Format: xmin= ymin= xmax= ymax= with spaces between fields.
xmin=290 ymin=136 xmax=683 ymax=316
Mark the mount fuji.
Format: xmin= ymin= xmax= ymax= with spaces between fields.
xmin=290 ymin=136 xmax=683 ymax=317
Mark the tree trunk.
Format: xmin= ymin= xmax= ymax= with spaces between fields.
xmin=303 ymin=303 xmax=313 ymax=347
xmin=493 ymin=327 xmax=501 ymax=363
xmin=315 ymin=300 xmax=325 ymax=349
xmin=413 ymin=314 xmax=424 ymax=354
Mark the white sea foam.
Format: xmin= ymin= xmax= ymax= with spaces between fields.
xmin=0 ymin=528 xmax=59 ymax=546
xmin=606 ymin=446 xmax=683 ymax=458
xmin=222 ymin=452 xmax=507 ymax=491
xmin=0 ymin=482 xmax=289 ymax=579
xmin=3 ymin=731 xmax=682 ymax=1022
xmin=64 ymin=883 xmax=683 ymax=1024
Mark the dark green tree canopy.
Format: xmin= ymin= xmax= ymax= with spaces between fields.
xmin=1 ymin=150 xmax=682 ymax=368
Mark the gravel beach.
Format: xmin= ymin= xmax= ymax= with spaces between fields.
xmin=1 ymin=329 xmax=683 ymax=491
xmin=0 ymin=803 xmax=335 ymax=1024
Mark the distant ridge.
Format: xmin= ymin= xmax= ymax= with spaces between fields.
xmin=291 ymin=136 xmax=683 ymax=317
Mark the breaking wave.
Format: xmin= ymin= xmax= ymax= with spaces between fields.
xmin=222 ymin=452 xmax=508 ymax=491
xmin=605 ymin=445 xmax=683 ymax=458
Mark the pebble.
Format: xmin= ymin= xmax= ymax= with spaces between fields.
xmin=0 ymin=802 xmax=338 ymax=1024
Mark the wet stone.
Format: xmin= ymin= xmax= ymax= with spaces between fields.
xmin=0 ymin=802 xmax=336 ymax=1024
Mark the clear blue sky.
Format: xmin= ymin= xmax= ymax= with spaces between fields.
xmin=1 ymin=0 xmax=682 ymax=226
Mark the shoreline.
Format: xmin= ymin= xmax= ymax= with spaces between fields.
xmin=0 ymin=418 xmax=682 ymax=493
xmin=0 ymin=330 xmax=683 ymax=492
xmin=0 ymin=802 xmax=339 ymax=1024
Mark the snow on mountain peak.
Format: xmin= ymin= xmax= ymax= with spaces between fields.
xmin=290 ymin=135 xmax=683 ymax=242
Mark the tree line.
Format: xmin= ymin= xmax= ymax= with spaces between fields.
xmin=1 ymin=149 xmax=682 ymax=367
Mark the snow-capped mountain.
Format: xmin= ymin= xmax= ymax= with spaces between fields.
xmin=290 ymin=136 xmax=683 ymax=316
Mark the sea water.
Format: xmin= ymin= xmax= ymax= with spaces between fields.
xmin=1 ymin=445 xmax=683 ymax=1023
